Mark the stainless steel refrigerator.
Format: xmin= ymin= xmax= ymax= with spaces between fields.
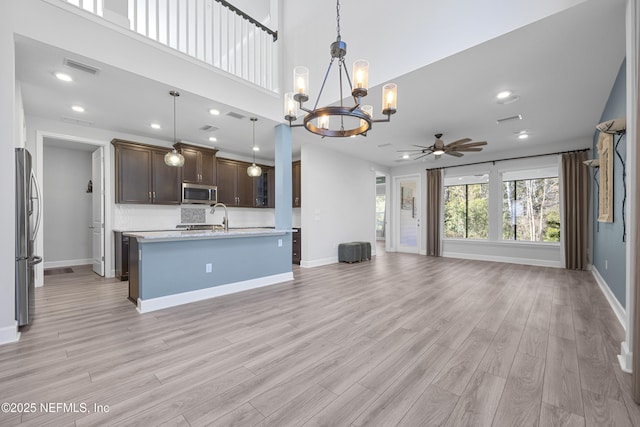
xmin=15 ymin=148 xmax=42 ymax=327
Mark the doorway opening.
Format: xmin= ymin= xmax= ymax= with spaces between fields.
xmin=375 ymin=174 xmax=387 ymax=255
xmin=394 ymin=174 xmax=421 ymax=254
xmin=39 ymin=135 xmax=108 ymax=286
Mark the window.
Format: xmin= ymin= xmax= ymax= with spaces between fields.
xmin=444 ymin=182 xmax=489 ymax=239
xmin=502 ymin=175 xmax=560 ymax=242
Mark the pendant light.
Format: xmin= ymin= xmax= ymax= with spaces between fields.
xmin=164 ymin=90 xmax=185 ymax=167
xmin=247 ymin=117 xmax=262 ymax=177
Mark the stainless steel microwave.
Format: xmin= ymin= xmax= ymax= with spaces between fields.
xmin=182 ymin=183 xmax=218 ymax=205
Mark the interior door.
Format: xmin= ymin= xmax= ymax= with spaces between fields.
xmin=396 ymin=175 xmax=421 ymax=253
xmin=92 ymin=147 xmax=105 ymax=276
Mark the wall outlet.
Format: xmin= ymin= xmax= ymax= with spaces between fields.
xmin=206 ymin=263 xmax=212 ymax=273
xmin=605 ymin=259 xmax=608 ymax=270
xmin=278 ymin=239 xmax=282 ymax=247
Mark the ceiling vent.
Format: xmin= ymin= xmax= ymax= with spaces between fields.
xmin=200 ymin=124 xmax=219 ymax=132
xmin=226 ymin=111 xmax=245 ymax=120
xmin=64 ymin=58 xmax=101 ymax=75
xmin=61 ymin=116 xmax=93 ymax=127
xmin=377 ymin=143 xmax=392 ymax=148
xmin=496 ymin=114 xmax=523 ymax=125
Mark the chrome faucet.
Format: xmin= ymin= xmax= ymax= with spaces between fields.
xmin=210 ymin=203 xmax=229 ymax=231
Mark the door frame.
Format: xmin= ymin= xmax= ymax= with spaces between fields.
xmin=392 ymin=173 xmax=422 ymax=254
xmin=35 ymin=131 xmax=114 ymax=286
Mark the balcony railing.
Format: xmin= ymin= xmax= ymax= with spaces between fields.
xmin=60 ymin=0 xmax=278 ymax=92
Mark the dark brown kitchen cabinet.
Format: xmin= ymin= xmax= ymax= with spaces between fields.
xmin=292 ymin=228 xmax=301 ymax=264
xmin=114 ymin=231 xmax=129 ymax=281
xmin=216 ymin=158 xmax=255 ymax=207
xmin=174 ymin=143 xmax=217 ymax=185
xmin=292 ymin=160 xmax=301 ymax=207
xmin=113 ymin=139 xmax=180 ymax=205
xmin=254 ymin=166 xmax=275 ymax=208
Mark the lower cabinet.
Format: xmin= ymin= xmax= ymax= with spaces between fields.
xmin=292 ymin=228 xmax=301 ymax=265
xmin=128 ymin=237 xmax=139 ymax=304
xmin=114 ymin=231 xmax=129 ymax=281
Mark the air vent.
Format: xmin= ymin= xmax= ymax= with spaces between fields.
xmin=377 ymin=143 xmax=392 ymax=148
xmin=226 ymin=111 xmax=245 ymax=120
xmin=61 ymin=117 xmax=93 ymax=127
xmin=200 ymin=124 xmax=219 ymax=132
xmin=496 ymin=114 xmax=523 ymax=125
xmin=64 ymin=58 xmax=100 ymax=75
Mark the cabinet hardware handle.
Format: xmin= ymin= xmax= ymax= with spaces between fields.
xmin=153 ymin=191 xmax=156 ymax=200
xmin=149 ymin=191 xmax=152 ymax=201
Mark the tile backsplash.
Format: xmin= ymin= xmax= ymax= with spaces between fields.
xmin=113 ymin=204 xmax=276 ymax=231
xmin=181 ymin=208 xmax=206 ymax=224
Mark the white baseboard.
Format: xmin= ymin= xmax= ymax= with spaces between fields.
xmin=137 ymin=272 xmax=294 ymax=313
xmin=591 ymin=267 xmax=627 ymax=330
xmin=619 ymin=341 xmax=633 ymax=373
xmin=43 ymin=259 xmax=92 ymax=269
xmin=442 ymin=251 xmax=562 ymax=268
xmin=300 ymin=256 xmax=338 ymax=268
xmin=0 ymin=323 xmax=20 ymax=346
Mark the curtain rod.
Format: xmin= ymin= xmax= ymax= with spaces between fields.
xmin=425 ymin=148 xmax=590 ymax=171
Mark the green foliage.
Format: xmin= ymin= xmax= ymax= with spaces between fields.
xmin=502 ymin=177 xmax=560 ymax=242
xmin=444 ymin=184 xmax=488 ymax=239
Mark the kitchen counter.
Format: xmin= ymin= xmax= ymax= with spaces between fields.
xmin=127 ymin=228 xmax=294 ymax=313
xmin=125 ymin=228 xmax=287 ymax=243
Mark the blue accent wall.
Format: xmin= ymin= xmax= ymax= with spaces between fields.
xmin=592 ymin=59 xmax=626 ymax=306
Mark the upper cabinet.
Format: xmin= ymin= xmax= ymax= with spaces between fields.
xmin=292 ymin=160 xmax=301 ymax=207
xmin=217 ymin=158 xmax=274 ymax=208
xmin=174 ymin=143 xmax=217 ymax=185
xmin=113 ymin=139 xmax=180 ymax=205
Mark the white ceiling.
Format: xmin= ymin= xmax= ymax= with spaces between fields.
xmin=16 ymin=0 xmax=625 ymax=168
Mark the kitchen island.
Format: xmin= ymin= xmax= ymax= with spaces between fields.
xmin=126 ymin=228 xmax=293 ymax=313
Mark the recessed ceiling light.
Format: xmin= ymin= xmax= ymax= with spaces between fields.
xmin=71 ymin=105 xmax=85 ymax=113
xmin=252 ymin=146 xmax=260 ymax=152
xmin=209 ymin=109 xmax=220 ymax=116
xmin=402 ymin=154 xmax=410 ymax=159
xmin=150 ymin=123 xmax=161 ymax=129
xmin=208 ymin=137 xmax=217 ymax=142
xmin=55 ymin=72 xmax=73 ymax=82
xmin=496 ymin=91 xmax=511 ymax=99
xmin=350 ymin=135 xmax=357 ymax=138
xmin=518 ymin=134 xmax=529 ymax=140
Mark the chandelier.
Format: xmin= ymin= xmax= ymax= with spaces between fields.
xmin=164 ymin=90 xmax=185 ymax=167
xmin=284 ymin=0 xmax=397 ymax=137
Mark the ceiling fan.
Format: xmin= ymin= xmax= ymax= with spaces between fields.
xmin=401 ymin=133 xmax=487 ymax=160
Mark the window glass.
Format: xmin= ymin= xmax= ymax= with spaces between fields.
xmin=444 ymin=183 xmax=488 ymax=239
xmin=502 ymin=177 xmax=560 ymax=242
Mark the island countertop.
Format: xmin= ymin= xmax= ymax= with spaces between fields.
xmin=125 ymin=228 xmax=291 ymax=242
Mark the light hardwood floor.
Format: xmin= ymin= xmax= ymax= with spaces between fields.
xmin=1 ymin=253 xmax=639 ymax=426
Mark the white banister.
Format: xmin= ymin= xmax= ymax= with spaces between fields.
xmin=59 ymin=0 xmax=277 ymax=92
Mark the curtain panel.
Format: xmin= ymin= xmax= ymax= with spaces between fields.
xmin=426 ymin=169 xmax=443 ymax=257
xmin=561 ymin=151 xmax=589 ymax=270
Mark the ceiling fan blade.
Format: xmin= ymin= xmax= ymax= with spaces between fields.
xmin=455 ymin=141 xmax=487 ymax=148
xmin=414 ymin=153 xmax=430 ymax=160
xmin=445 ymin=151 xmax=464 ymax=157
xmin=447 ymin=138 xmax=472 ymax=147
xmin=412 ymin=145 xmax=432 ymax=149
xmin=398 ymin=149 xmax=428 ymax=152
xmin=454 ymin=147 xmax=484 ymax=152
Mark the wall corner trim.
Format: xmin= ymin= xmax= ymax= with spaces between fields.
xmin=619 ymin=341 xmax=633 ymax=373
xmin=592 ymin=266 xmax=627 ymax=330
xmin=0 ymin=323 xmax=20 ymax=346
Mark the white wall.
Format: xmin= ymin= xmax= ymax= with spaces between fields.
xmin=300 ymin=144 xmax=379 ymax=267
xmin=1 ymin=7 xmax=18 ymax=344
xmin=42 ymin=145 xmax=93 ymax=267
